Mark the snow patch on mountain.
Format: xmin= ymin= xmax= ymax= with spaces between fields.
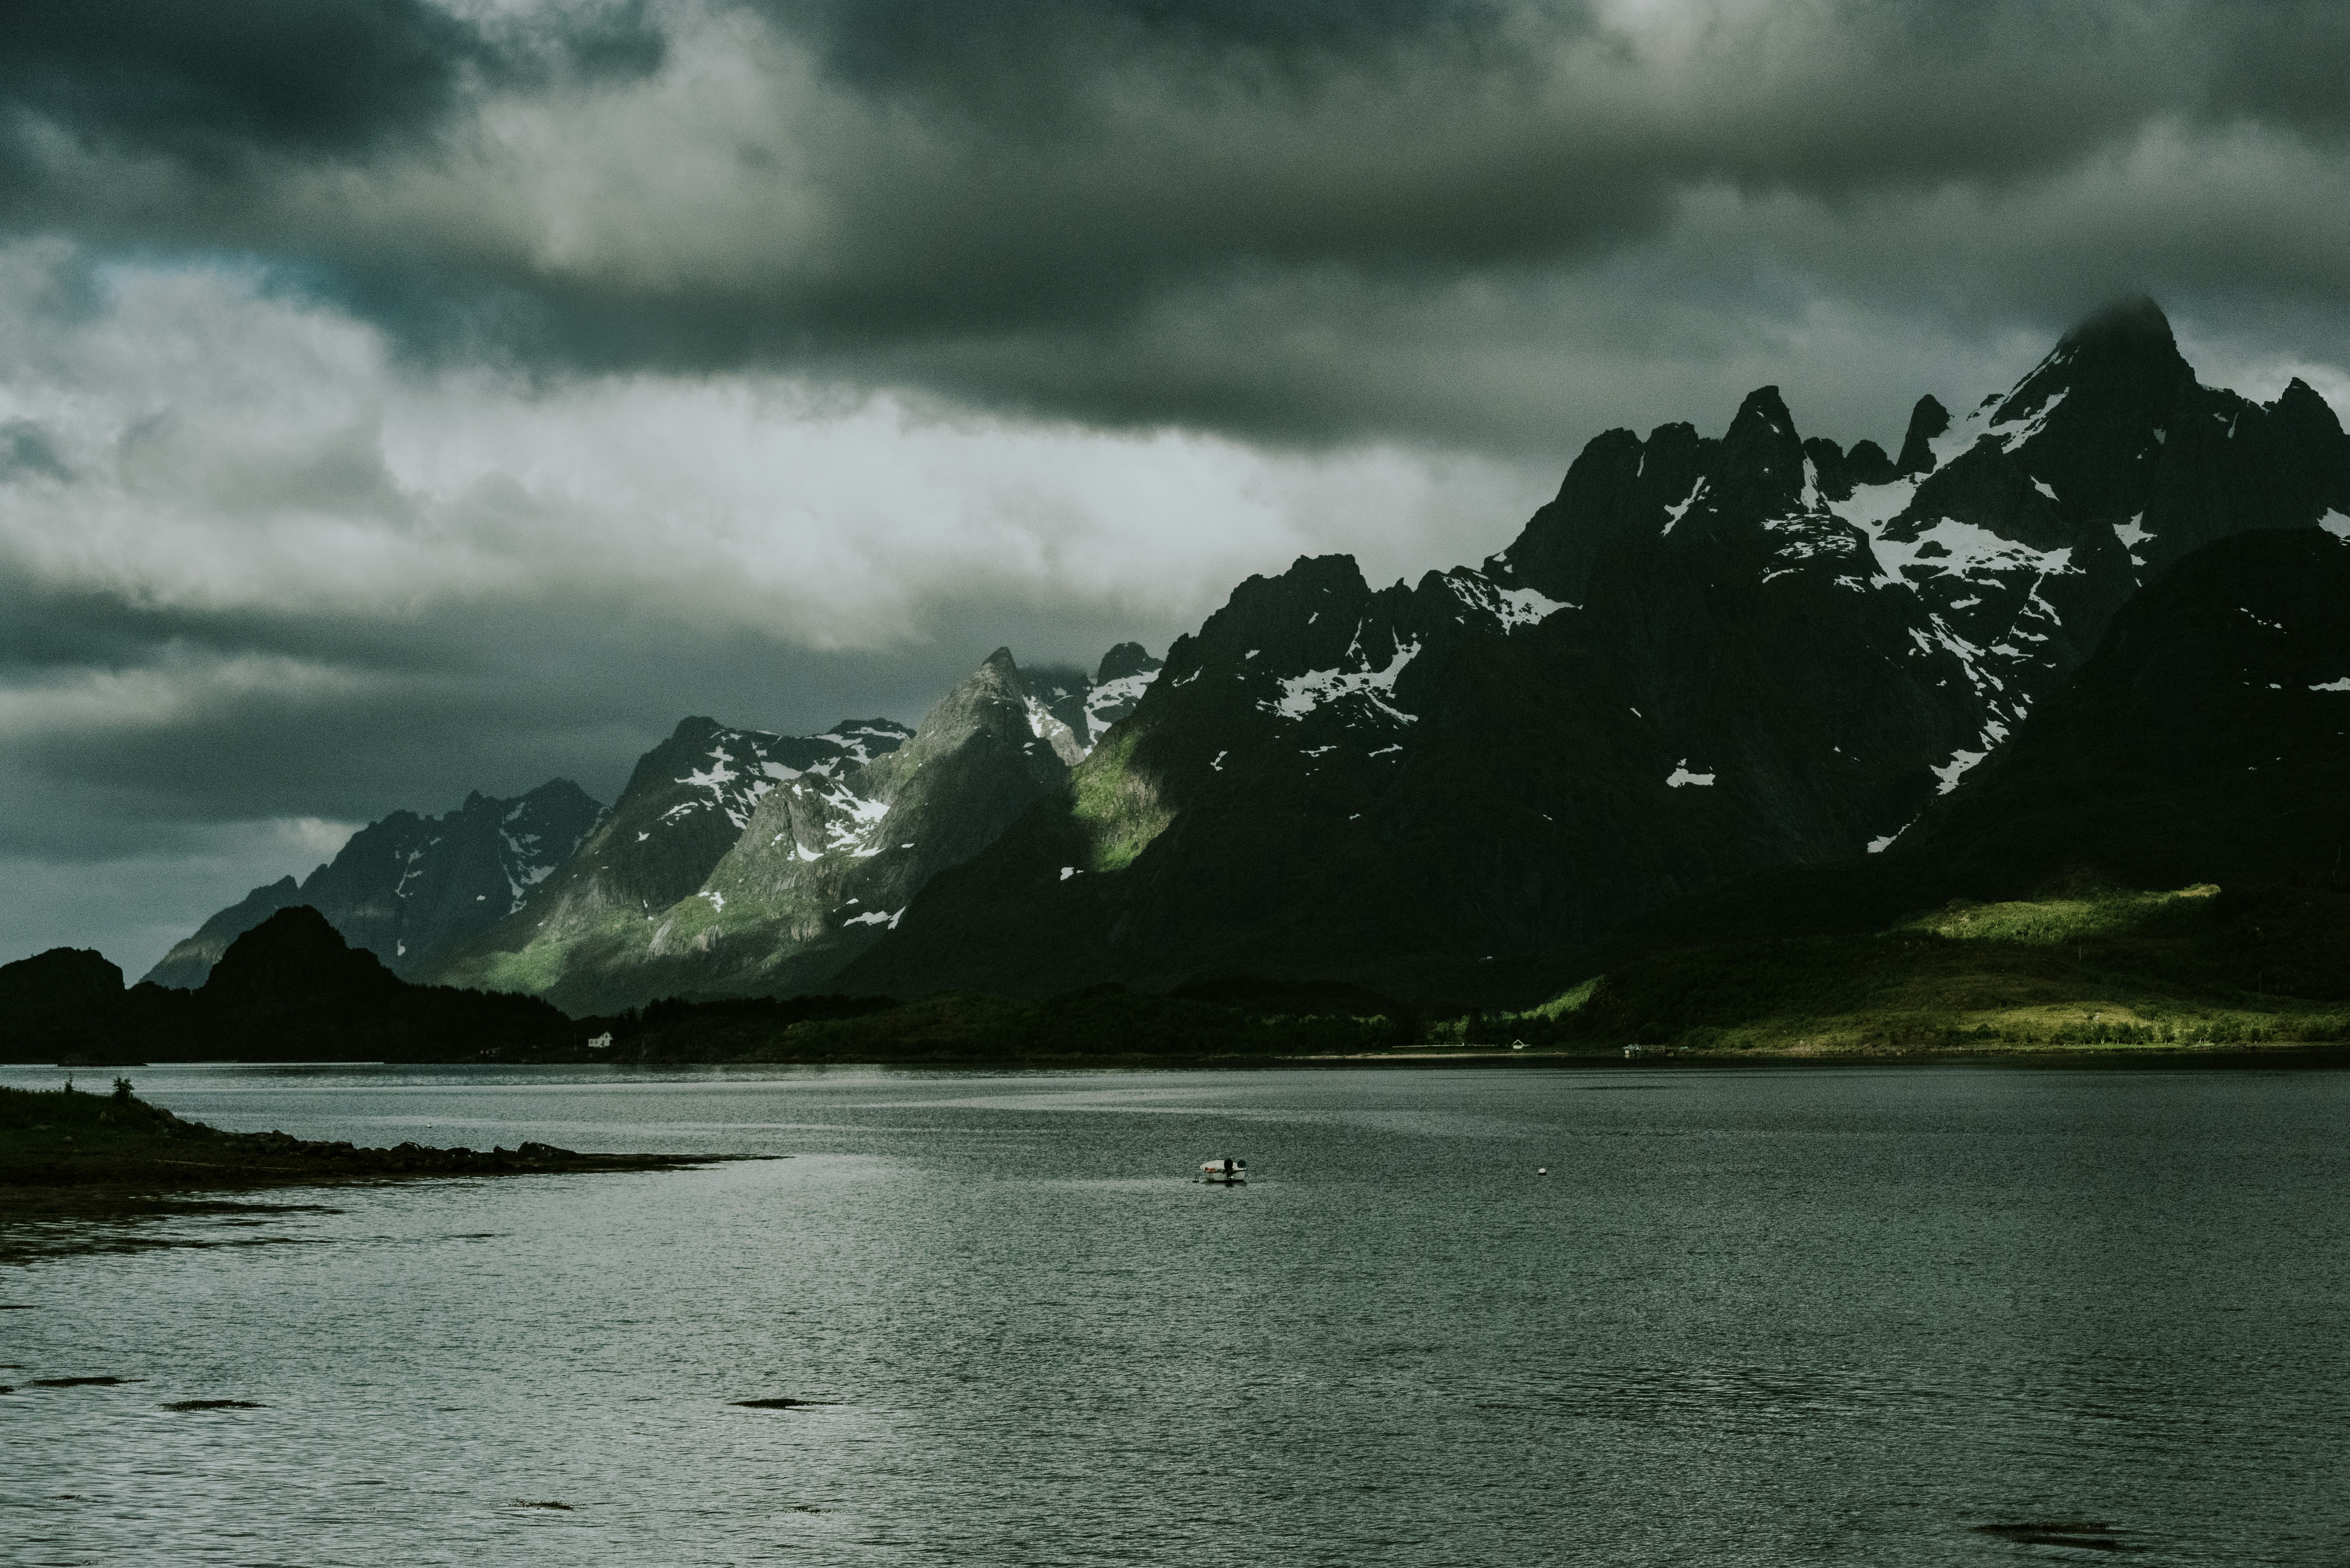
xmin=1442 ymin=568 xmax=1574 ymax=628
xmin=1994 ymin=387 xmax=2068 ymax=453
xmin=1084 ymin=669 xmax=1160 ymax=745
xmin=1662 ymin=478 xmax=1708 ymax=535
xmin=814 ymin=721 xmax=913 ymax=770
xmin=1861 ymin=518 xmax=2075 ymax=590
xmin=811 ymin=781 xmax=891 ymax=857
xmin=669 ymin=738 xmax=784 ymax=829
xmin=1264 ymin=637 xmax=1423 ymax=725
xmin=1760 ymin=515 xmax=1866 ymax=585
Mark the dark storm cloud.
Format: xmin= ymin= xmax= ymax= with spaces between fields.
xmin=775 ymin=0 xmax=1515 ymax=103
xmin=0 ymin=0 xmax=672 ymax=153
xmin=0 ymin=0 xmax=661 ymax=206
xmin=0 ymin=0 xmax=479 ymax=178
xmin=4 ymin=0 xmax=2347 ymax=447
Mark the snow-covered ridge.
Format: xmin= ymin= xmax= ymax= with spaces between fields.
xmin=659 ymin=721 xmax=914 ymax=835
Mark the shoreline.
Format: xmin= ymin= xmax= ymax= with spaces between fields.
xmin=14 ymin=1044 xmax=2350 ymax=1081
xmin=18 ymin=1040 xmax=2350 ymax=1077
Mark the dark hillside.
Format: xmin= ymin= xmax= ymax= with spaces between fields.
xmin=1569 ymin=526 xmax=2350 ymax=974
xmin=2 ymin=909 xmax=587 ymax=1064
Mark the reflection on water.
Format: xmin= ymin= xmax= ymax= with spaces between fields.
xmin=3 ymin=1063 xmax=2346 ymax=1566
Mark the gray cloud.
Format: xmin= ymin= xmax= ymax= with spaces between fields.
xmin=0 ymin=418 xmax=70 ymax=482
xmin=1 ymin=1 xmax=2345 ymax=448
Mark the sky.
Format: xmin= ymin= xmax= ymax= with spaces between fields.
xmin=6 ymin=0 xmax=2350 ymax=977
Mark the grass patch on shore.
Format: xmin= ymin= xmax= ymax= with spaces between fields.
xmin=0 ymin=1077 xmax=184 ymax=1157
xmin=1495 ymin=880 xmax=2350 ymax=1055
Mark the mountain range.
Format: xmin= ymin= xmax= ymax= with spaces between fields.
xmin=840 ymin=298 xmax=2348 ymax=1003
xmin=137 ymin=299 xmax=2347 ymax=1014
xmin=144 ymin=780 xmax=603 ymax=989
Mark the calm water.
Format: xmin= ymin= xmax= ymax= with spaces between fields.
xmin=2 ymin=1062 xmax=2346 ymax=1566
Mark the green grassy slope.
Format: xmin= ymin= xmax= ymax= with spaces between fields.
xmin=1504 ymin=880 xmax=2350 ymax=1053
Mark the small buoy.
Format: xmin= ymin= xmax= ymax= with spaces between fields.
xmin=1536 ymin=1167 xmax=1548 ymax=1176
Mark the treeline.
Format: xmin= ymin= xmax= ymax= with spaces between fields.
xmin=719 ymin=988 xmax=1409 ymax=1064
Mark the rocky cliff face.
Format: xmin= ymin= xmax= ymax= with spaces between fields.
xmin=143 ymin=778 xmax=604 ymax=988
xmin=839 ymin=300 xmax=2350 ymax=1004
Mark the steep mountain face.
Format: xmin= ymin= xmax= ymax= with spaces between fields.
xmin=424 ymin=647 xmax=1159 ymax=1011
xmin=143 ymin=778 xmax=604 ymax=988
xmin=1562 ymin=525 xmax=2350 ymax=971
xmin=422 ymin=716 xmax=912 ymax=1005
xmin=841 ymin=300 xmax=2350 ymax=1004
xmin=1899 ymin=525 xmax=2350 ymax=895
xmin=664 ymin=649 xmax=1104 ymax=994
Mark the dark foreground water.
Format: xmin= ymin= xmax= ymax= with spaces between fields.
xmin=2 ymin=1062 xmax=2346 ymax=1566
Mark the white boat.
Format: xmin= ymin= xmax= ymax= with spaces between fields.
xmin=1199 ymin=1157 xmax=1248 ymax=1184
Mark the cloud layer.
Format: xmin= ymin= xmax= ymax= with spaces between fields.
xmin=3 ymin=0 xmax=2348 ymax=972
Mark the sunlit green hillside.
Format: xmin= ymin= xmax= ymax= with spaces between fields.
xmin=1495 ymin=879 xmax=2350 ymax=1054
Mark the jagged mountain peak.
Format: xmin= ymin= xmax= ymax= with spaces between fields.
xmin=1715 ymin=384 xmax=1807 ymax=516
xmin=895 ymin=646 xmax=1077 ymax=772
xmin=1724 ymin=384 xmax=1796 ymax=441
xmin=1897 ymin=395 xmax=1951 ymax=476
xmin=2058 ymin=293 xmax=2177 ymax=353
xmin=418 ymin=640 xmax=1155 ymax=1010
xmin=1097 ymin=641 xmax=1159 ymax=684
xmin=142 ymin=780 xmax=604 ymax=990
xmin=839 ymin=305 xmax=2350 ymax=1008
xmin=1985 ymin=297 xmax=2194 ymax=467
xmin=2272 ymin=376 xmax=2348 ymax=444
